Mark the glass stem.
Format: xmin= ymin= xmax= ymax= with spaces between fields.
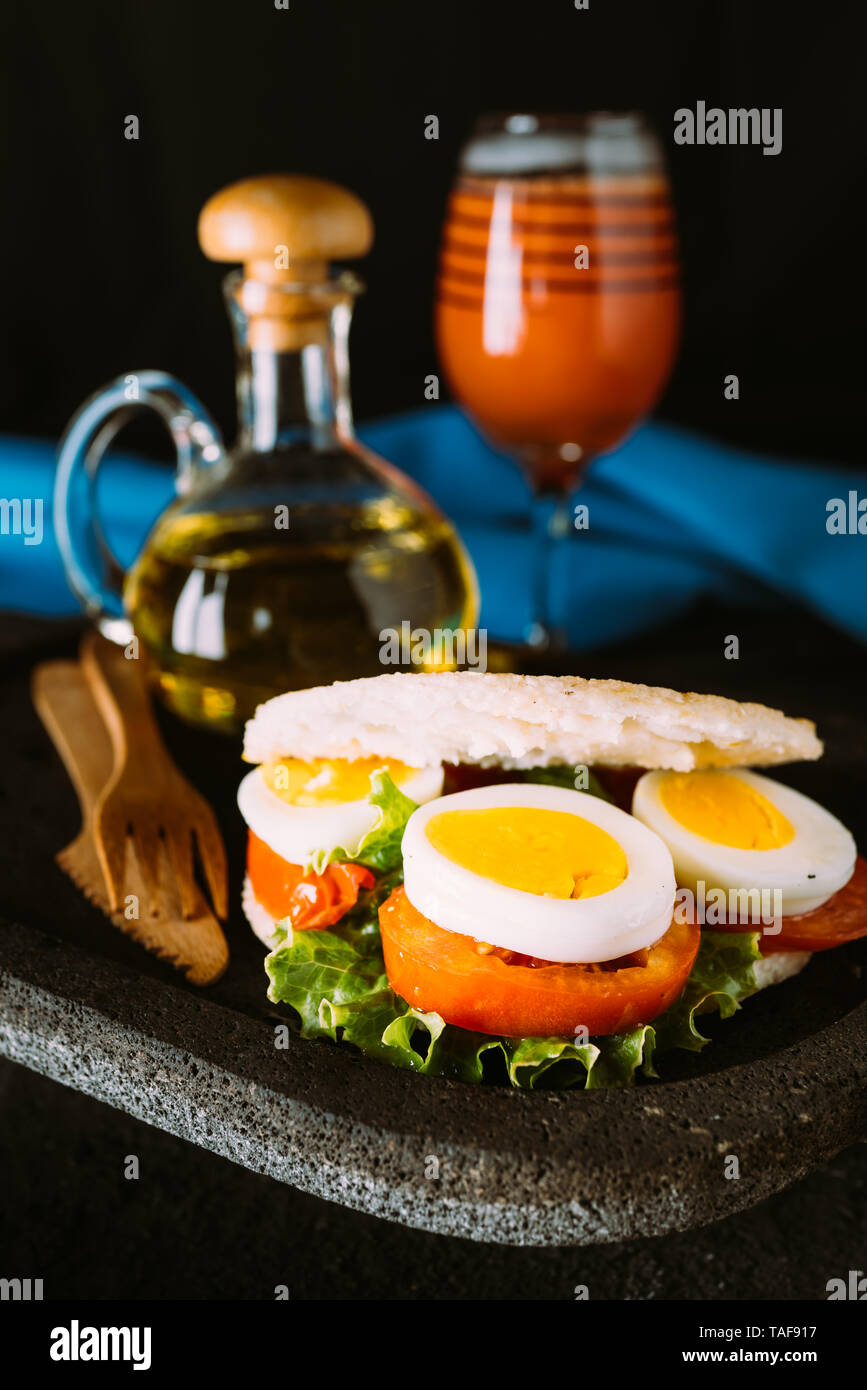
xmin=526 ymin=489 xmax=569 ymax=650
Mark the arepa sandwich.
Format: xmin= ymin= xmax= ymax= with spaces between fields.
xmin=237 ymin=674 xmax=864 ymax=1089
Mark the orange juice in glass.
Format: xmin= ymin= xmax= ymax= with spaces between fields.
xmin=436 ymin=113 xmax=681 ymax=642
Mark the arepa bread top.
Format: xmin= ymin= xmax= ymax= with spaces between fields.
xmin=243 ymin=672 xmax=822 ymax=772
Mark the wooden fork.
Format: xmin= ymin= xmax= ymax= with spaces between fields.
xmin=80 ymin=630 xmax=230 ymax=930
xmin=32 ymin=658 xmax=229 ymax=985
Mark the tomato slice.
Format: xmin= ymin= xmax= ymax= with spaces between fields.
xmin=379 ymin=886 xmax=699 ymax=1037
xmin=247 ymin=831 xmax=374 ymax=930
xmin=694 ymin=855 xmax=867 ymax=954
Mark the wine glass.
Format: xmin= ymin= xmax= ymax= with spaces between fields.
xmin=435 ymin=112 xmax=681 ymax=650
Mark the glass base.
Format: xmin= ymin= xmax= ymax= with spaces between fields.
xmin=484 ymin=637 xmax=576 ymax=676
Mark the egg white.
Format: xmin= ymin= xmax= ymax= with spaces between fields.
xmin=631 ymin=769 xmax=856 ymax=916
xmin=242 ymin=873 xmax=284 ymax=950
xmin=401 ymin=783 xmax=676 ymax=964
xmin=238 ymin=763 xmax=444 ymax=866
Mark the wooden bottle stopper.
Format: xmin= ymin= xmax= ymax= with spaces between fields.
xmin=198 ymin=175 xmax=374 ymax=350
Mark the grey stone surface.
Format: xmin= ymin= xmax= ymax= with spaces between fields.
xmin=3 ymin=612 xmax=867 ymax=1251
xmin=2 ymin=919 xmax=866 ymax=1246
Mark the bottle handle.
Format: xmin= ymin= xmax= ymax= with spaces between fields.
xmin=54 ymin=370 xmax=224 ymax=643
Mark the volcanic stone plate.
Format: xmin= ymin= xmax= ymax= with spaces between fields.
xmin=1 ymin=613 xmax=866 ymax=1246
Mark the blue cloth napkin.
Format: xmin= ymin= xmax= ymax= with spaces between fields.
xmin=1 ymin=409 xmax=865 ymax=647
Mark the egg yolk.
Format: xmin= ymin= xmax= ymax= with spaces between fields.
xmin=658 ymin=771 xmax=795 ymax=850
xmin=425 ymin=807 xmax=627 ymax=899
xmin=262 ymin=756 xmax=417 ymax=806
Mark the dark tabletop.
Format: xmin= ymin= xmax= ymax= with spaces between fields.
xmin=1 ymin=1057 xmax=864 ymax=1300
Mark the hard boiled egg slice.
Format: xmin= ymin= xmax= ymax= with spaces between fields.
xmin=238 ymin=756 xmax=444 ymax=866
xmin=401 ymin=783 xmax=676 ymax=963
xmin=632 ymin=769 xmax=856 ymax=916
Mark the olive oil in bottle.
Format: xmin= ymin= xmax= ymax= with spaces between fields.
xmin=121 ymin=175 xmax=478 ymax=732
xmin=125 ymin=466 xmax=476 ymax=730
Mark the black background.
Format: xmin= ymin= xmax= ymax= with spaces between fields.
xmin=2 ymin=0 xmax=863 ymax=465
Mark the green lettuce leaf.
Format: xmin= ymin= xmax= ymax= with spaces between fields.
xmin=520 ymin=764 xmax=614 ymax=801
xmin=650 ymin=928 xmax=762 ymax=1057
xmin=265 ymin=919 xmax=387 ymax=1036
xmin=265 ymin=903 xmax=763 ymax=1091
xmin=308 ymin=771 xmax=418 ymax=875
xmin=500 ymin=1028 xmax=652 ymax=1089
